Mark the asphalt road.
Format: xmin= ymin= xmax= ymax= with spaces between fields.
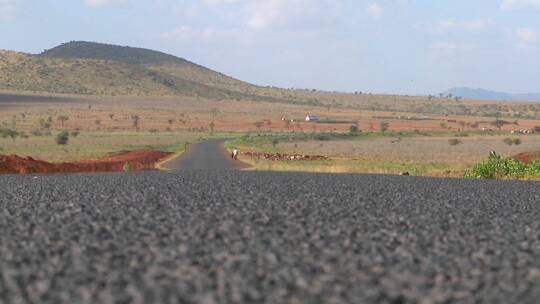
xmin=164 ymin=139 xmax=250 ymax=171
xmin=1 ymin=142 xmax=540 ymax=303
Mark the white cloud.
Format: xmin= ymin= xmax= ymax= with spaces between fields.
xmin=420 ymin=18 xmax=491 ymax=34
xmin=501 ymin=0 xmax=540 ymax=10
xmin=0 ymin=0 xmax=18 ymax=21
xmin=430 ymin=41 xmax=457 ymax=57
xmin=203 ymin=0 xmax=341 ymax=31
xmin=84 ymin=0 xmax=127 ymax=9
xmin=516 ymin=27 xmax=537 ymax=43
xmin=367 ymin=2 xmax=383 ymax=19
xmin=161 ymin=26 xmax=217 ymax=42
xmin=429 ymin=41 xmax=475 ymax=59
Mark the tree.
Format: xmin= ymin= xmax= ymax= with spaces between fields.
xmin=131 ymin=115 xmax=140 ymax=131
xmin=254 ymin=121 xmax=264 ymax=134
xmin=39 ymin=118 xmax=51 ymax=129
xmin=491 ymin=119 xmax=506 ymax=131
xmin=0 ymin=128 xmax=19 ymax=141
xmin=58 ymin=115 xmax=69 ymax=128
xmin=109 ymin=113 xmax=115 ymax=120
xmin=380 ymin=122 xmax=390 ymax=133
xmin=284 ymin=120 xmax=291 ymax=129
xmin=349 ymin=125 xmax=359 ymax=134
xmin=209 ymin=121 xmax=215 ymax=135
xmin=55 ymin=130 xmax=69 ymax=145
xmin=211 ymin=108 xmax=219 ymax=121
xmin=265 ymin=119 xmax=272 ymax=130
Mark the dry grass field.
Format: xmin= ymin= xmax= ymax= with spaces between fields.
xmin=228 ymin=133 xmax=540 ymax=176
xmin=1 ymin=91 xmax=540 ymax=172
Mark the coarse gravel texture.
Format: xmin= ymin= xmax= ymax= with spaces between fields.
xmin=1 ymin=171 xmax=540 ymax=304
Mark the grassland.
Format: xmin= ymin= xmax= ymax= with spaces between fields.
xmin=0 ymin=131 xmax=206 ymax=162
xmin=227 ymin=132 xmax=540 ymax=177
xmin=1 ymin=91 xmax=539 ymax=175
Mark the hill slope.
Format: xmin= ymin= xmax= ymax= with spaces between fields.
xmin=444 ymin=87 xmax=540 ymax=102
xmin=0 ymin=42 xmax=274 ymax=99
xmin=40 ymin=41 xmax=251 ymax=92
xmin=0 ymin=50 xmax=244 ymax=98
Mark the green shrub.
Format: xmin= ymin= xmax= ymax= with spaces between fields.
xmin=0 ymin=128 xmax=19 ymax=140
xmin=503 ymin=137 xmax=522 ymax=146
xmin=448 ymin=139 xmax=462 ymax=146
xmin=465 ymin=152 xmax=540 ymax=179
xmin=534 ymin=126 xmax=540 ymax=133
xmin=71 ymin=130 xmax=80 ymax=137
xmin=349 ymin=125 xmax=359 ymax=134
xmin=55 ymin=130 xmax=70 ymax=145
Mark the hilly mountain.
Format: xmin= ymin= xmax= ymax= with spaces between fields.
xmin=444 ymin=87 xmax=540 ymax=102
xmin=0 ymin=41 xmax=264 ymax=99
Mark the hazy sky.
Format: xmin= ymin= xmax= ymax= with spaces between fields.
xmin=1 ymin=0 xmax=539 ymax=94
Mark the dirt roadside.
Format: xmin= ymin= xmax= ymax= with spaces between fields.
xmin=0 ymin=150 xmax=172 ymax=174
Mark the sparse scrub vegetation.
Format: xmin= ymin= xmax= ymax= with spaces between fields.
xmin=465 ymin=152 xmax=540 ymax=179
xmin=503 ymin=138 xmax=522 ymax=146
xmin=448 ymin=139 xmax=462 ymax=146
xmin=0 ymin=128 xmax=19 ymax=141
xmin=55 ymin=130 xmax=70 ymax=145
xmin=380 ymin=122 xmax=389 ymax=133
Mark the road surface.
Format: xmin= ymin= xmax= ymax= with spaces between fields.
xmin=1 ymin=141 xmax=539 ymax=303
xmin=164 ymin=139 xmax=250 ymax=171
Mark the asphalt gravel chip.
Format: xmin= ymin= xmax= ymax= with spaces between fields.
xmin=1 ymin=171 xmax=540 ymax=303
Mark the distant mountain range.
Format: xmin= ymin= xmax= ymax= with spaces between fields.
xmin=444 ymin=87 xmax=540 ymax=102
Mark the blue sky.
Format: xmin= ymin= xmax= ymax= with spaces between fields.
xmin=1 ymin=0 xmax=539 ymax=95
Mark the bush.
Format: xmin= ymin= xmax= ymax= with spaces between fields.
xmin=31 ymin=129 xmax=52 ymax=137
xmin=349 ymin=125 xmax=359 ymax=134
xmin=534 ymin=126 xmax=540 ymax=133
xmin=503 ymin=137 xmax=522 ymax=146
xmin=55 ymin=131 xmax=70 ymax=145
xmin=465 ymin=152 xmax=540 ymax=179
xmin=71 ymin=130 xmax=80 ymax=137
xmin=448 ymin=138 xmax=462 ymax=146
xmin=0 ymin=128 xmax=19 ymax=140
xmin=380 ymin=122 xmax=389 ymax=133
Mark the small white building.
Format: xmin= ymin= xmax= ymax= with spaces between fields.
xmin=305 ymin=115 xmax=321 ymax=122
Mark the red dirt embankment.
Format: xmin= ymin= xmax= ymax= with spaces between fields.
xmin=512 ymin=151 xmax=540 ymax=164
xmin=0 ymin=150 xmax=172 ymax=174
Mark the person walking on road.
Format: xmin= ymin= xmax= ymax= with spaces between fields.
xmin=232 ymin=148 xmax=239 ymax=160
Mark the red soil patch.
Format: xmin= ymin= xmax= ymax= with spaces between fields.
xmin=0 ymin=150 xmax=172 ymax=174
xmin=512 ymin=151 xmax=540 ymax=164
xmin=243 ymin=151 xmax=328 ymax=161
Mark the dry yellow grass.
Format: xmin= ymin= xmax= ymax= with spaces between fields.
xmin=2 ymin=92 xmax=540 ymax=169
xmin=228 ymin=134 xmax=540 ymax=176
